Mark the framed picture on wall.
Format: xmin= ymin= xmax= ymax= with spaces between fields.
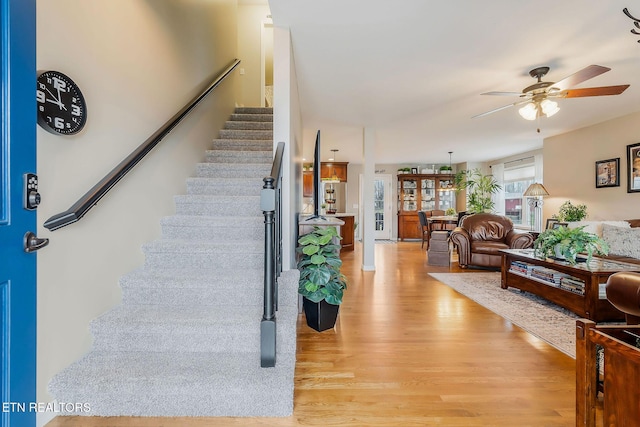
xmin=595 ymin=158 xmax=620 ymax=188
xmin=411 ymin=167 xmax=418 ymax=174
xmin=627 ymin=143 xmax=640 ymax=193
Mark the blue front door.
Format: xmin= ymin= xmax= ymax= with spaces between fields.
xmin=1 ymin=1 xmax=37 ymax=426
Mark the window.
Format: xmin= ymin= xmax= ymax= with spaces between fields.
xmin=503 ymin=162 xmax=535 ymax=228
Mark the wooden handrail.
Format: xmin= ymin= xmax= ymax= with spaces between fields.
xmin=43 ymin=58 xmax=241 ymax=231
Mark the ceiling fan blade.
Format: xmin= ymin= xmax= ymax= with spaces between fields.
xmin=556 ymin=85 xmax=630 ymax=98
xmin=472 ymin=99 xmax=529 ymax=118
xmin=481 ymin=91 xmax=523 ymax=96
xmin=550 ymin=65 xmax=610 ymax=91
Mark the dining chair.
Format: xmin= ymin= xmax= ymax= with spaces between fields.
xmin=417 ymin=210 xmax=430 ymax=249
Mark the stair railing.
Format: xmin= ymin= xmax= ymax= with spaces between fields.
xmin=43 ymin=58 xmax=241 ymax=231
xmin=260 ymin=141 xmax=285 ymax=368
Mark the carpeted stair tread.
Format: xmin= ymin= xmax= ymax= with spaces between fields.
xmin=195 ymin=162 xmax=270 ymax=178
xmin=89 ymin=305 xmax=298 ymax=353
xmin=160 ymin=215 xmax=262 ymax=240
xmin=210 ymin=139 xmax=273 ymax=151
xmin=119 ymin=268 xmax=299 ymax=308
xmin=174 ymin=194 xmax=262 ymax=216
xmin=234 ymin=107 xmax=273 ymax=114
xmin=205 ymin=149 xmax=272 ymax=164
xmin=185 ymin=178 xmax=262 ymax=196
xmin=229 ymin=113 xmax=273 ymax=122
xmin=224 ymin=120 xmax=272 ymax=130
xmin=49 ymin=351 xmax=294 ymax=417
xmin=218 ymin=129 xmax=273 ymax=140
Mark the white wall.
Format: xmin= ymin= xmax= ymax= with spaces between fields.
xmin=36 ymin=0 xmax=238 ymax=407
xmin=273 ymin=26 xmax=302 ymax=269
xmin=543 ymin=111 xmax=640 ymax=221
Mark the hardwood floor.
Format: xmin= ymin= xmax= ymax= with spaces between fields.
xmin=46 ymin=241 xmax=579 ymax=426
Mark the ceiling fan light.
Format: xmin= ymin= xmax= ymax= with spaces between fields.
xmin=518 ymin=103 xmax=537 ymax=121
xmin=540 ymin=99 xmax=559 ymax=117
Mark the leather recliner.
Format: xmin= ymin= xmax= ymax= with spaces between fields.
xmin=449 ymin=213 xmax=534 ymax=269
xmin=605 ymin=272 xmax=640 ymax=324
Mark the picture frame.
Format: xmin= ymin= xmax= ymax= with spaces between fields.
xmin=595 ymin=158 xmax=620 ymax=188
xmin=627 ymin=142 xmax=640 ymax=193
xmin=545 ymin=219 xmax=558 ymax=230
xmin=552 ymin=222 xmax=568 ymax=229
xmin=411 ymin=167 xmax=418 ymax=174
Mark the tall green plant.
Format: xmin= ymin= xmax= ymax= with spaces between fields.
xmin=454 ymin=168 xmax=502 ymax=213
xmin=297 ymin=226 xmax=347 ymax=305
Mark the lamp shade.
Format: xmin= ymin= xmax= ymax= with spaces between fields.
xmin=523 ymin=182 xmax=549 ymax=197
xmin=518 ymin=102 xmax=538 ymax=121
xmin=540 ymin=99 xmax=559 ymax=117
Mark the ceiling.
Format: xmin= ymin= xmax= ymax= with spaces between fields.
xmin=267 ymin=0 xmax=640 ymax=165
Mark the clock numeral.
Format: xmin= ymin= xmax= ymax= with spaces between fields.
xmin=54 ymin=117 xmax=64 ymax=129
xmin=71 ymin=105 xmax=82 ymax=116
xmin=39 ymin=106 xmax=44 ymax=112
xmin=52 ymin=77 xmax=67 ymax=92
xmin=36 ymin=90 xmax=46 ymax=103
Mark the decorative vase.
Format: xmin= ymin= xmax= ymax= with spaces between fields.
xmin=554 ymin=244 xmax=565 ymax=259
xmin=303 ymin=297 xmax=340 ymax=332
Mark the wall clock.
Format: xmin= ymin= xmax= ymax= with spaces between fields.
xmin=36 ymin=70 xmax=87 ymax=135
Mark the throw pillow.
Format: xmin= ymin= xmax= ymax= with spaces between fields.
xmin=568 ymin=220 xmax=630 ymax=237
xmin=602 ymin=224 xmax=640 ymax=259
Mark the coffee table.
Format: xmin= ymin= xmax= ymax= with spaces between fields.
xmin=500 ymin=249 xmax=640 ymax=322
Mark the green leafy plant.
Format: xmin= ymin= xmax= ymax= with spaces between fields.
xmin=445 ymin=208 xmax=456 ymax=216
xmin=297 ymin=226 xmax=347 ymax=305
xmin=553 ymin=200 xmax=588 ymax=222
xmin=454 ymin=168 xmax=502 ymax=213
xmin=439 ymin=165 xmax=452 ymax=172
xmin=534 ymin=225 xmax=609 ymax=264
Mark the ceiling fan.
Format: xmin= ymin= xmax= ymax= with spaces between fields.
xmin=473 ymin=65 xmax=630 ymax=121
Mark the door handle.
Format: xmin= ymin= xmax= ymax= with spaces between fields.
xmin=24 ymin=231 xmax=49 ymax=253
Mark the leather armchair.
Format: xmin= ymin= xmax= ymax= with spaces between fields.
xmin=449 ymin=213 xmax=534 ymax=269
xmin=605 ymin=272 xmax=640 ymax=324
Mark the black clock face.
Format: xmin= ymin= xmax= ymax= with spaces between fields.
xmin=36 ymin=71 xmax=87 ymax=135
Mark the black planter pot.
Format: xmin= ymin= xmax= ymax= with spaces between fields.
xmin=302 ymin=297 xmax=340 ymax=332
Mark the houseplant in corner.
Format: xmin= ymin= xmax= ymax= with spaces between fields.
xmin=454 ymin=168 xmax=502 ymax=213
xmin=297 ymin=226 xmax=348 ymax=332
xmin=534 ymin=225 xmax=609 ymax=265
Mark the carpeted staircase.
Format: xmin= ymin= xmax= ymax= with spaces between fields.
xmin=49 ymin=107 xmax=299 ymax=417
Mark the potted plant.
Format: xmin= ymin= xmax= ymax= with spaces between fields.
xmin=445 ymin=207 xmax=456 ymax=216
xmin=454 ymin=168 xmax=502 ymax=213
xmin=553 ymin=200 xmax=588 ymax=222
xmin=297 ymin=226 xmax=348 ymax=331
xmin=533 ymin=225 xmax=609 ymax=264
xmin=439 ymin=165 xmax=453 ymax=174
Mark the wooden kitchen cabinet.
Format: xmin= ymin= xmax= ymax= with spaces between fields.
xmin=337 ymin=214 xmax=354 ymax=251
xmin=303 ymin=171 xmax=313 ymax=197
xmin=321 ymin=162 xmax=348 ymax=182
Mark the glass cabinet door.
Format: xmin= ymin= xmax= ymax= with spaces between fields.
xmin=421 ymin=178 xmax=435 ymax=211
xmin=437 ymin=178 xmax=455 ymax=211
xmin=402 ymin=179 xmax=417 ymax=211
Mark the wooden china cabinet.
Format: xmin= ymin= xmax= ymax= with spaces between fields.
xmin=397 ymin=174 xmax=456 ymax=240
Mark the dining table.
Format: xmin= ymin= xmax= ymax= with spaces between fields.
xmin=427 ymin=215 xmax=458 ymax=233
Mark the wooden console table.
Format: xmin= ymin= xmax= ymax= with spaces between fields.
xmin=576 ymin=320 xmax=640 ymax=427
xmin=500 ymin=249 xmax=640 ymax=322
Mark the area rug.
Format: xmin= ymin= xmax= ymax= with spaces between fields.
xmin=429 ymin=272 xmax=578 ymax=358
